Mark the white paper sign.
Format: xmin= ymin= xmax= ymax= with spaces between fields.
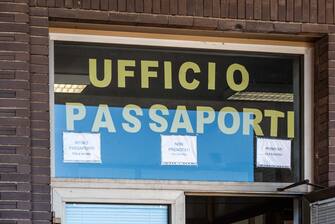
xmin=63 ymin=132 xmax=101 ymax=163
xmin=161 ymin=135 xmax=197 ymax=166
xmin=256 ymin=138 xmax=291 ymax=169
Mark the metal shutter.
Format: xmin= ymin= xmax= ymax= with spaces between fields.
xmin=311 ymin=198 xmax=335 ymax=224
xmin=65 ymin=203 xmax=169 ymax=224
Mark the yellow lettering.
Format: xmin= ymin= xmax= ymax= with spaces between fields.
xmin=178 ymin=62 xmax=200 ymax=90
xmin=208 ymin=62 xmax=216 ymax=90
xmin=243 ymin=108 xmax=263 ymax=136
xmin=264 ymin=110 xmax=285 ymax=137
xmin=89 ymin=58 xmax=112 ymax=88
xmin=164 ymin=61 xmax=172 ymax=89
xmin=287 ymin=111 xmax=295 ymax=138
xmin=118 ymin=60 xmax=135 ymax=88
xmin=226 ymin=63 xmax=249 ymax=92
xmin=141 ymin=60 xmax=158 ymax=88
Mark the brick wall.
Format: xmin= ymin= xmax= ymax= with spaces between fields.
xmin=0 ymin=1 xmax=32 ymax=224
xmin=313 ymin=34 xmax=335 ymax=187
xmin=29 ymin=3 xmax=51 ymax=224
xmin=31 ymin=0 xmax=335 ymax=25
xmin=327 ymin=34 xmax=335 ymax=187
xmin=315 ymin=36 xmax=329 ymax=187
xmin=1 ymin=0 xmax=335 ymax=223
xmin=39 ymin=0 xmax=335 ymax=188
xmin=0 ymin=1 xmax=51 ymax=224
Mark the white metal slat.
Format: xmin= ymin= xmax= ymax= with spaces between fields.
xmin=66 ymin=204 xmax=168 ymax=224
xmin=311 ymin=200 xmax=335 ymax=224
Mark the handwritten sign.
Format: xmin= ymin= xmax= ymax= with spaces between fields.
xmin=256 ymin=138 xmax=291 ymax=169
xmin=63 ymin=132 xmax=101 ymax=163
xmin=161 ymin=135 xmax=197 ymax=166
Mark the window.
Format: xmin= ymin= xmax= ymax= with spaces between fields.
xmin=65 ymin=204 xmax=169 ymax=224
xmin=311 ymin=199 xmax=335 ymax=224
xmin=52 ymin=37 xmax=308 ymax=184
xmin=50 ymin=188 xmax=184 ymax=224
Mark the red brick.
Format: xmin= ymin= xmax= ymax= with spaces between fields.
xmin=245 ymin=21 xmax=274 ymax=32
xmin=0 ymin=210 xmax=31 ymax=219
xmin=30 ymin=36 xmax=48 ymax=45
xmin=294 ymin=0 xmax=302 ymax=22
xmin=168 ymin=16 xmax=193 ymax=27
xmin=178 ymin=0 xmax=187 ymax=15
xmin=0 ymin=13 xmax=15 ymax=22
xmin=218 ymin=19 xmax=245 ymax=31
xmin=318 ymin=0 xmax=326 ymax=23
xmin=286 ymin=0 xmax=293 ymax=21
xmin=31 ymin=211 xmax=51 ymax=220
xmin=143 ymin=0 xmax=152 ymax=13
xmin=302 ymin=23 xmax=329 ymax=33
xmin=118 ymin=0 xmax=126 ymax=11
xmin=14 ymin=13 xmax=29 ymax=22
xmin=229 ymin=0 xmax=238 ymax=19
xmin=204 ymin=0 xmax=213 ymax=17
xmin=137 ymin=13 xmax=169 ymax=25
xmin=193 ymin=17 xmax=218 ymax=29
xmin=221 ymin=0 xmax=229 ymax=18
xmin=108 ymin=0 xmax=117 ymax=11
xmin=108 ymin=11 xmax=138 ymax=23
xmin=270 ymin=0 xmax=277 ymax=20
xmin=30 ymin=7 xmax=48 ymax=16
xmin=30 ymin=45 xmax=48 ymax=55
xmin=77 ymin=9 xmax=109 ymax=20
xmin=212 ymin=0 xmax=221 ymax=18
xmin=261 ymin=0 xmax=270 ymax=20
xmin=0 ymin=42 xmax=29 ymax=51
xmin=186 ymin=0 xmax=195 ymax=16
xmin=135 ymin=0 xmax=144 ymax=12
xmin=30 ymin=16 xmax=48 ymax=26
xmin=48 ymin=7 xmax=76 ymax=18
xmin=0 ymin=3 xmax=29 ymax=13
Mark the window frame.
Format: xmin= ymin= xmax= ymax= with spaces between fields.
xmin=53 ymin=187 xmax=183 ymax=224
xmin=49 ymin=31 xmax=314 ymax=223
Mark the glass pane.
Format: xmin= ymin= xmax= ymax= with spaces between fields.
xmin=54 ymin=41 xmax=302 ymax=183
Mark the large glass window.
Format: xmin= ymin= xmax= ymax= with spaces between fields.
xmin=53 ymin=40 xmax=303 ymax=183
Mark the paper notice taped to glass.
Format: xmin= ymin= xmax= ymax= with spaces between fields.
xmin=161 ymin=135 xmax=197 ymax=166
xmin=63 ymin=132 xmax=101 ymax=163
xmin=256 ymin=137 xmax=291 ymax=169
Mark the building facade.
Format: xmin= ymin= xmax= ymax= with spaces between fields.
xmin=2 ymin=0 xmax=335 ymax=223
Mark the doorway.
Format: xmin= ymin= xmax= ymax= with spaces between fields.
xmin=186 ymin=196 xmax=294 ymax=224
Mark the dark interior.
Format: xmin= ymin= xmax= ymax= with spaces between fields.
xmin=186 ymin=196 xmax=294 ymax=224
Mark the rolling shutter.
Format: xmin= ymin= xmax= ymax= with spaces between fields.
xmin=65 ymin=203 xmax=169 ymax=224
xmin=311 ymin=199 xmax=335 ymax=224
